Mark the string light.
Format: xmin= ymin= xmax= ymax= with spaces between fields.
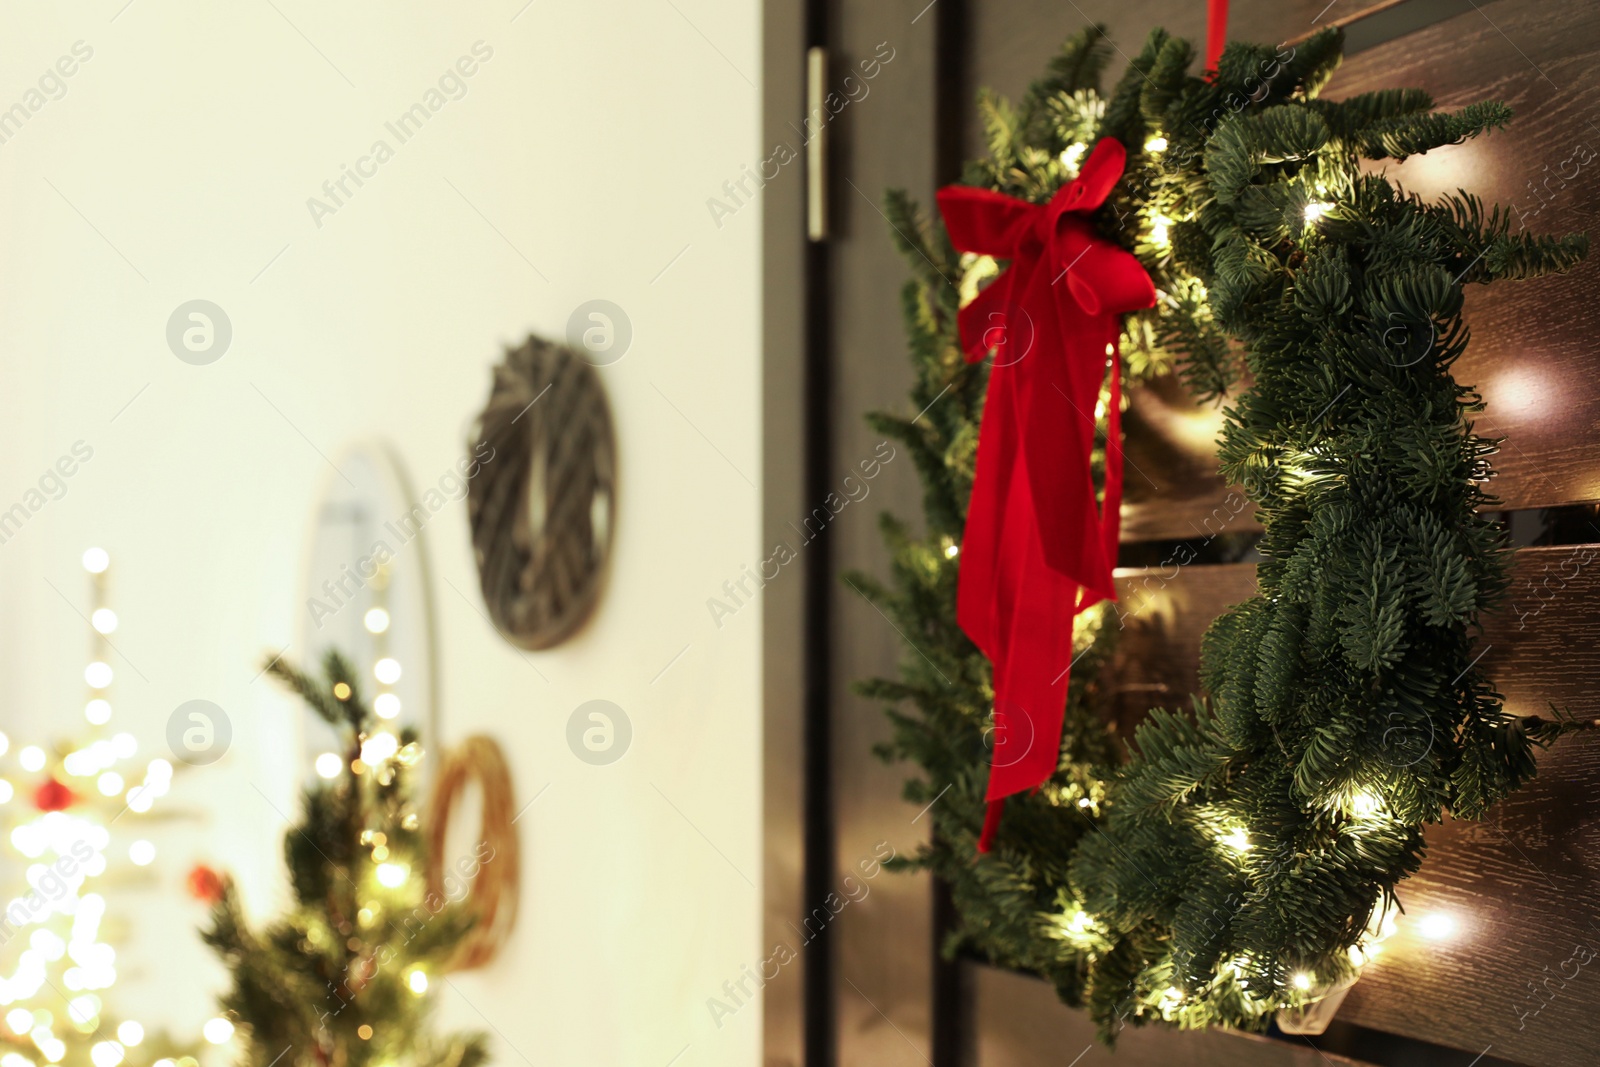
xmin=1149 ymin=215 xmax=1172 ymax=247
xmin=19 ymin=748 xmax=45 ymax=773
xmin=89 ymin=611 xmax=117 ymax=636
xmin=127 ymin=842 xmax=154 ymax=867
xmin=83 ymin=664 xmax=112 ymax=690
xmin=314 ymin=753 xmax=343 ymax=780
xmin=1060 ymin=142 xmax=1087 ymax=169
xmin=202 ymin=1019 xmax=234 ymax=1045
xmin=943 ymin=543 xmax=959 ymax=560
xmin=80 ymin=550 xmax=108 ymax=576
xmin=1350 ymin=791 xmax=1382 ymax=816
xmin=1304 ymin=201 xmax=1333 ymax=223
xmin=375 ymin=863 xmax=408 ymax=888
xmin=1218 ymin=826 xmax=1252 ymax=853
xmin=1417 ymin=912 xmax=1456 ymax=940
xmin=406 ymin=968 xmax=428 ymax=995
xmin=1144 ymin=136 xmax=1168 ymax=153
xmin=364 ymin=608 xmax=391 ymax=634
xmin=1291 ymin=972 xmax=1312 ymax=991
xmin=84 ymin=701 xmax=111 ymax=726
xmin=374 ymin=694 xmax=401 ymax=720
xmin=115 ymin=1022 xmax=141 ymax=1046
xmin=373 ymin=658 xmax=401 ymax=685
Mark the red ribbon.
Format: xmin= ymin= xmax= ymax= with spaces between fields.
xmin=936 ymin=139 xmax=1155 ymax=852
xmin=1206 ymin=0 xmax=1230 ymax=74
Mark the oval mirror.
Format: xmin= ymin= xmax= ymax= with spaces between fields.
xmin=298 ymin=441 xmax=439 ymax=776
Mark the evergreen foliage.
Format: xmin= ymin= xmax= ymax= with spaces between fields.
xmin=202 ymin=651 xmax=488 ymax=1067
xmin=861 ymin=24 xmax=1586 ymax=1038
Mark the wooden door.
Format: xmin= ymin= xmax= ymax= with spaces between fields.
xmin=763 ymin=2 xmax=1600 ymax=1065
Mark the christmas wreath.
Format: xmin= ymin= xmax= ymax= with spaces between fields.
xmin=855 ymin=24 xmax=1587 ymax=1038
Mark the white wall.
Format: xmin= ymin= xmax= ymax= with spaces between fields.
xmin=0 ymin=2 xmax=762 ymax=1065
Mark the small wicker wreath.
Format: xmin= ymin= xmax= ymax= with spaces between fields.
xmin=425 ymin=735 xmax=520 ymax=972
xmin=468 ymin=335 xmax=615 ymax=650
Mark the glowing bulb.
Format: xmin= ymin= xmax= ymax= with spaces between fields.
xmin=84 ymin=662 xmax=112 ymax=689
xmin=0 ymin=780 xmax=13 ymax=804
xmin=1291 ymin=972 xmax=1312 ymax=991
xmin=90 ymin=610 xmax=117 ymax=635
xmin=374 ymin=693 xmax=401 ymax=719
xmin=128 ymin=841 xmax=155 ymax=866
xmin=375 ymin=862 xmax=408 ymax=888
xmin=126 ymin=788 xmax=153 ymax=814
xmin=1076 ymin=796 xmax=1093 ymax=809
xmin=406 ymin=968 xmax=428 ymax=995
xmin=364 ymin=608 xmax=391 ymax=634
xmin=97 ymin=773 xmax=123 ymax=797
xmin=373 ymin=658 xmax=401 ymax=685
xmin=314 ymin=753 xmax=342 ymax=780
xmin=1060 ymin=142 xmax=1087 ymax=169
xmin=82 ymin=549 xmax=109 ymax=574
xmin=332 ymin=682 xmax=352 ymax=701
xmin=89 ymin=1044 xmax=122 ymax=1067
xmin=1417 ymin=912 xmax=1456 ymax=940
xmin=943 ymin=543 xmax=959 ymax=560
xmin=19 ymin=747 xmax=45 ymax=773
xmin=1144 ymin=136 xmax=1168 ymax=153
xmin=112 ymin=733 xmax=136 ymax=758
xmin=1304 ymin=201 xmax=1333 ymax=223
xmin=0 ymin=733 xmax=9 ymax=757
xmin=1350 ymin=791 xmax=1381 ymax=816
xmin=202 ymin=1019 xmax=234 ymax=1045
xmin=67 ymin=997 xmax=99 ymax=1028
xmin=115 ymin=1023 xmax=142 ymax=1047
xmin=3 ymin=1053 xmax=34 ymax=1067
xmin=6 ymin=1010 xmax=31 ymax=1035
xmin=1218 ymin=827 xmax=1252 ymax=853
xmin=1149 ymin=216 xmax=1172 ymax=247
xmin=361 ymin=733 xmax=399 ymax=765
xmin=85 ymin=700 xmax=111 ymax=725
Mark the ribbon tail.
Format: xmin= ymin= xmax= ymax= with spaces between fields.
xmin=1206 ymin=0 xmax=1230 ymax=74
xmin=978 ymin=798 xmax=1005 ymax=853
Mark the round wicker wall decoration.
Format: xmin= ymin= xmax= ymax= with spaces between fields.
xmin=467 ymin=335 xmax=615 ymax=650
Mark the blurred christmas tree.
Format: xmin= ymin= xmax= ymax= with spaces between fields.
xmin=0 ymin=548 xmax=193 ymax=1067
xmin=201 ymin=651 xmax=486 ymax=1067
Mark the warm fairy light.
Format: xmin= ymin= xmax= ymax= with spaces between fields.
xmin=85 ymin=700 xmax=111 ymax=726
xmin=364 ymin=608 xmax=391 ymax=634
xmin=1076 ymin=796 xmax=1093 ymax=808
xmin=90 ymin=610 xmax=117 ymax=636
xmin=128 ymin=841 xmax=155 ymax=867
xmin=374 ymin=694 xmax=401 ymax=720
xmin=1291 ymin=972 xmax=1312 ymax=991
xmin=1149 ymin=216 xmax=1172 ymax=246
xmin=314 ymin=753 xmax=343 ymax=780
xmin=115 ymin=1023 xmax=142 ymax=1047
xmin=407 ymin=968 xmax=428 ymax=995
xmin=1060 ymin=142 xmax=1087 ymax=169
xmin=1144 ymin=136 xmax=1168 ymax=153
xmin=1350 ymin=791 xmax=1381 ymax=816
xmin=202 ymin=1019 xmax=233 ymax=1045
xmin=332 ymin=682 xmax=352 ymax=702
xmin=0 ymin=781 xmax=13 ymax=805
xmin=1417 ymin=912 xmax=1456 ymax=940
xmin=943 ymin=543 xmax=959 ymax=560
xmin=373 ymin=658 xmax=401 ymax=685
xmin=5 ymin=1010 xmax=29 ymax=1035
xmin=0 ymin=734 xmax=8 ymax=758
xmin=88 ymin=1042 xmax=122 ymax=1067
xmin=19 ymin=748 xmax=45 ymax=773
xmin=81 ymin=549 xmax=109 ymax=575
xmin=112 ymin=734 xmax=135 ymax=759
xmin=1304 ymin=201 xmax=1333 ymax=223
xmin=357 ymin=1025 xmax=373 ymax=1041
xmin=360 ymin=733 xmax=399 ymax=765
xmin=84 ymin=663 xmax=113 ymax=690
xmin=1218 ymin=827 xmax=1252 ymax=853
xmin=96 ymin=774 xmax=123 ymax=798
xmin=375 ymin=862 xmax=408 ymax=888
xmin=2 ymin=1054 xmax=33 ymax=1067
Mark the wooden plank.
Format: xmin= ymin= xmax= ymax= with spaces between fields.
xmin=970 ymin=962 xmax=1374 ymax=1066
xmin=1326 ymin=0 xmax=1600 ymax=518
xmin=1107 ymin=544 xmax=1600 ymax=1065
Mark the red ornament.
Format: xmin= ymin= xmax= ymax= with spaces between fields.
xmin=936 ymin=138 xmax=1156 ymax=853
xmin=32 ymin=778 xmax=77 ymax=812
xmin=187 ymin=864 xmax=227 ymax=904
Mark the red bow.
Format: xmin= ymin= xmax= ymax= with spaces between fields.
xmin=937 ymin=138 xmax=1155 ymax=852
